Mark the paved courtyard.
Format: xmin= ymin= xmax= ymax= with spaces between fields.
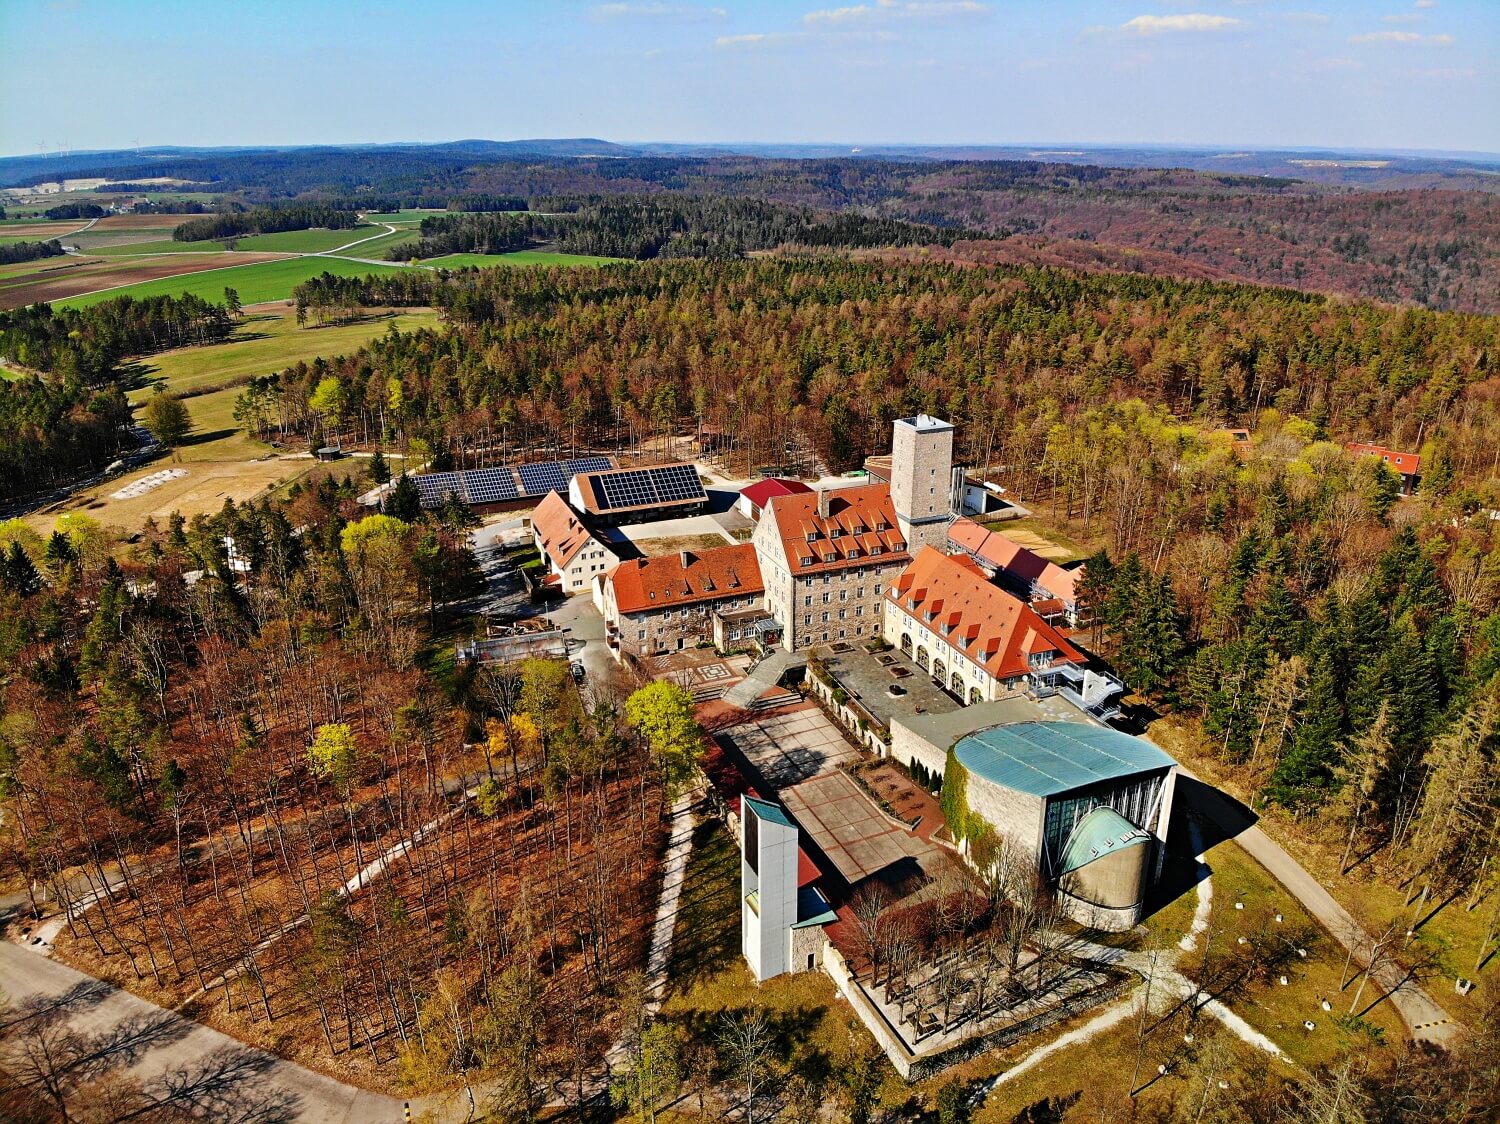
xmin=721 ymin=706 xmax=861 ymax=788
xmin=782 ymin=770 xmax=922 ymax=883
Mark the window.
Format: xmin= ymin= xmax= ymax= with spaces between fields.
xmin=821 ymin=612 xmax=830 ymax=623
xmin=800 ymin=556 xmax=813 ymax=567
xmin=804 ymin=595 xmax=812 ymax=607
xmin=857 ymin=587 xmax=865 ymax=598
xmin=839 ymin=590 xmax=848 ymax=601
xmin=874 ymin=583 xmax=883 ymax=594
xmin=855 ymin=606 xmax=864 ymax=617
xmin=804 ymin=614 xmax=812 ymax=625
xmin=822 ymin=592 xmax=831 ymax=604
xmin=838 ymin=609 xmax=847 ymax=620
xmin=638 ymin=630 xmax=646 ymax=640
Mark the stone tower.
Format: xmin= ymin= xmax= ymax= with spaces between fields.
xmin=889 ymin=413 xmax=955 ymax=553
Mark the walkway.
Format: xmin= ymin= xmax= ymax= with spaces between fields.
xmin=0 ymin=941 xmax=404 ymax=1123
xmin=1180 ymin=770 xmax=1459 ymax=1047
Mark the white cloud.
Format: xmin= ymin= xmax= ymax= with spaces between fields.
xmin=1348 ymin=29 xmax=1453 ymax=45
xmin=591 ymin=3 xmax=728 ymax=22
xmin=1113 ymin=13 xmax=1245 ymax=36
xmin=1382 ymin=12 xmax=1422 ymax=23
xmin=714 ymin=31 xmax=799 ymax=47
xmin=1414 ymin=0 xmax=1437 ymax=7
xmin=803 ymin=0 xmax=988 ymax=26
xmin=1403 ymin=66 xmax=1472 ymax=78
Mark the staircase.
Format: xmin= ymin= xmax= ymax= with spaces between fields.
xmin=722 ymin=648 xmax=806 ymax=711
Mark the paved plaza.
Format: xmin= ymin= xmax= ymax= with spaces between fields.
xmin=722 ymin=706 xmax=861 ymax=788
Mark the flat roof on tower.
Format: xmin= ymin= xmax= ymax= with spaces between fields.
xmin=895 ymin=413 xmax=954 ymax=432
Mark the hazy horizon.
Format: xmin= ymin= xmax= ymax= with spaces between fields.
xmin=4 ymin=0 xmax=1496 ymax=158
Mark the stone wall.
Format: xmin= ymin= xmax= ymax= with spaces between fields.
xmin=804 ymin=671 xmax=890 ymax=755
xmin=822 ymin=938 xmax=1133 ymax=1081
xmin=889 ymin=717 xmax=949 ymax=777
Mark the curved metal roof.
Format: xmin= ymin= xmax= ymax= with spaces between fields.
xmin=953 ymin=721 xmax=1174 ymax=798
xmin=1057 ymin=806 xmax=1152 ymax=875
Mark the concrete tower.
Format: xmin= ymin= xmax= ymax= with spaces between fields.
xmin=889 ymin=413 xmax=955 ymax=553
xmin=741 ymin=796 xmax=799 ymax=981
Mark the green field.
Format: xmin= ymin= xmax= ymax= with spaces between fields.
xmin=131 ymin=308 xmax=441 ymax=398
xmin=232 ymin=226 xmax=380 ymax=254
xmin=420 ymin=251 xmax=623 ymax=269
xmin=56 ymin=256 xmax=410 ymax=309
xmin=352 ymin=230 xmax=422 ymax=260
xmin=0 ymin=235 xmax=66 ymax=249
xmin=360 ymin=210 xmax=446 ymax=224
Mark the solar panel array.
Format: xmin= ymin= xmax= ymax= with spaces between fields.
xmin=590 ymin=464 xmax=707 ymax=511
xmin=410 ymin=456 xmax=614 ymax=508
xmin=414 ymin=472 xmax=469 ymax=508
xmin=463 ymin=467 xmax=519 ymax=504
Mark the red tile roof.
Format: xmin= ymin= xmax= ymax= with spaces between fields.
xmin=765 ymin=483 xmax=908 ymax=577
xmin=888 ymin=547 xmax=1085 ymax=681
xmin=1345 ymin=443 xmax=1421 ymax=477
xmin=947 ymin=517 xmax=1081 ymax=604
xmin=740 ymin=478 xmax=813 ymax=510
xmin=531 ymin=491 xmax=609 ymax=570
xmin=605 ymin=544 xmax=763 ymax=615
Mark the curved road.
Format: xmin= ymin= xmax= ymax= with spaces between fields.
xmin=1179 ymin=769 xmax=1459 ymax=1047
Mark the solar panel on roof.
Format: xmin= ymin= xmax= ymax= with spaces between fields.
xmin=414 ymin=472 xmax=465 ymax=508
xmin=563 ymin=456 xmax=613 ymax=477
xmin=517 ymin=461 xmax=570 ymax=496
xmin=463 ymin=467 xmax=518 ymax=504
xmin=589 ymin=464 xmax=707 ymax=511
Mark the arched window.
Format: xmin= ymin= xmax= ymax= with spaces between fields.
xmin=969 ymin=686 xmax=982 ymax=705
xmin=900 ymin=633 xmax=913 ymax=655
xmin=915 ymin=645 xmax=929 ymax=672
xmin=951 ymin=671 xmax=963 ymax=694
xmin=931 ymin=658 xmax=946 ymax=684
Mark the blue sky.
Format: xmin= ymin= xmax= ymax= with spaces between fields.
xmin=4 ymin=0 xmax=1496 ymax=156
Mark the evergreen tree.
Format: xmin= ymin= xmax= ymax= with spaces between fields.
xmin=386 ymin=473 xmax=422 ymax=522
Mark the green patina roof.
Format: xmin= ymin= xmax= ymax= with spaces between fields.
xmin=953 ymin=721 xmax=1174 ymax=798
xmin=1058 ymin=806 xmax=1152 ymax=875
xmin=743 ymin=795 xmax=796 ymax=828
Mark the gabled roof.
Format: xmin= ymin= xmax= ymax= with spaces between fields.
xmin=605 ymin=544 xmax=763 ymax=614
xmin=531 ymin=491 xmax=608 ymax=570
xmin=740 ymin=478 xmax=813 ymax=510
xmin=947 ymin=517 xmax=1082 ymax=603
xmin=763 ymin=483 xmax=908 ymax=577
xmin=954 ymin=721 xmax=1175 ymax=798
xmin=1345 ymin=442 xmax=1421 ymax=476
xmin=887 ymin=547 xmax=1084 ymax=681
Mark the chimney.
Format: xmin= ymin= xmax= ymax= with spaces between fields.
xmin=817 ymin=489 xmax=833 ymax=519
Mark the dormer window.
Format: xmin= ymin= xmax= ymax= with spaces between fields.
xmin=870 ymin=545 xmax=882 ymax=556
xmin=806 ymin=530 xmax=819 ymax=542
xmin=823 ymin=552 xmax=836 ymax=563
xmin=830 ymin=526 xmax=843 ymax=538
xmin=892 ymin=541 xmax=906 ymax=552
xmin=800 ymin=556 xmax=814 ymax=567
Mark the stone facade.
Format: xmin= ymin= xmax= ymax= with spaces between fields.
xmin=890 ymin=414 xmax=955 ymax=554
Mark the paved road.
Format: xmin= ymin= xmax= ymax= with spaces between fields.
xmin=0 ymin=942 xmax=404 ymax=1123
xmin=1179 ymin=771 xmax=1460 ymax=1047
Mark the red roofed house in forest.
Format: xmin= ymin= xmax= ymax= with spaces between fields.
xmin=738 ymin=477 xmax=813 ymax=521
xmin=1345 ymin=443 xmax=1422 ymax=495
xmin=946 ymin=517 xmax=1087 ymax=625
xmin=599 ymin=544 xmax=764 ymax=658
xmin=531 ymin=491 xmax=620 ymax=594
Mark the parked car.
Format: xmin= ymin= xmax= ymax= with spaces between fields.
xmin=570 ymin=662 xmax=586 ymax=683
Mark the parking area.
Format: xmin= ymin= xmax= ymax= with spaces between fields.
xmin=719 ymin=706 xmax=861 ymax=788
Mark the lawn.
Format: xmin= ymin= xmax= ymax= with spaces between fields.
xmin=979 ymin=515 xmax=1097 ymax=562
xmin=421 ymin=250 xmax=624 ymax=269
xmin=360 ymin=209 xmax=447 ymax=224
xmin=55 ymin=256 xmax=410 ymax=309
xmin=232 ymin=226 xmax=380 ymax=254
xmin=129 ymin=308 xmax=440 ymax=397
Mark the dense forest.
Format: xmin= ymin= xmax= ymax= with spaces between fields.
xmin=172 ymin=203 xmax=361 ymax=241
xmin=0 ymin=296 xmax=234 ymax=501
xmin=42 ymin=202 xmax=106 ymax=221
xmin=0 ymin=471 xmax=695 ymax=1115
xmin=397 ymin=196 xmax=964 ymax=261
xmin=0 ymin=239 xmax=64 ymax=266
